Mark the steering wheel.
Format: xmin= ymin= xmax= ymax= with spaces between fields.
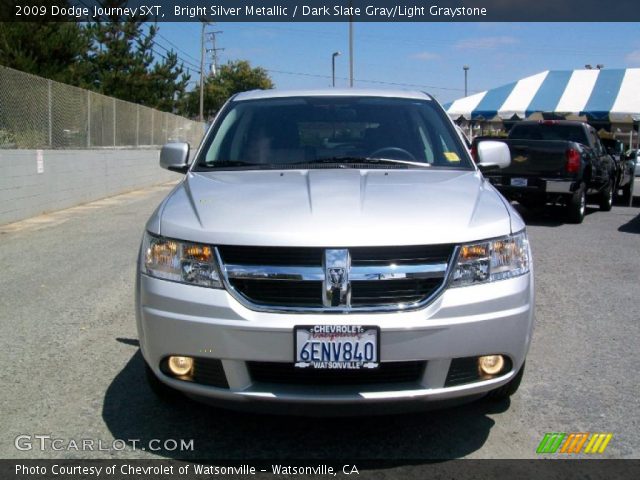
xmin=369 ymin=147 xmax=416 ymax=161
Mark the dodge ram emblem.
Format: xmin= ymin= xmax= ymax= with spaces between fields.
xmin=323 ymin=249 xmax=351 ymax=307
xmin=328 ymin=267 xmax=345 ymax=287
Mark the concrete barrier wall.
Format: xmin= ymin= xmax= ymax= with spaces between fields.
xmin=0 ymin=149 xmax=176 ymax=225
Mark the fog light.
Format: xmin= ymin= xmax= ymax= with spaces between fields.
xmin=167 ymin=356 xmax=194 ymax=376
xmin=478 ymin=355 xmax=505 ymax=376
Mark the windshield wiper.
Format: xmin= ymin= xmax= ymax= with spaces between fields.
xmin=200 ymin=157 xmax=431 ymax=170
xmin=300 ymin=156 xmax=431 ymax=168
xmin=199 ymin=160 xmax=266 ymax=169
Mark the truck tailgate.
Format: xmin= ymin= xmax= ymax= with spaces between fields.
xmin=500 ymin=140 xmax=570 ymax=177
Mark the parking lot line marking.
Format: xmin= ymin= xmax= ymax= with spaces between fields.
xmin=571 ymin=433 xmax=590 ymax=453
xmin=583 ymin=434 xmax=597 ymax=453
xmin=560 ymin=433 xmax=575 ymax=453
xmin=537 ymin=432 xmax=566 ymax=453
xmin=536 ymin=433 xmax=553 ymax=453
xmin=550 ymin=433 xmax=566 ymax=453
xmin=597 ymin=433 xmax=613 ymax=453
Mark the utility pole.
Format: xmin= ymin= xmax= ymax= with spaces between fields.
xmin=206 ymin=31 xmax=225 ymax=76
xmin=463 ymin=65 xmax=469 ymax=97
xmin=199 ymin=20 xmax=208 ymax=122
xmin=332 ymin=51 xmax=341 ymax=87
xmin=348 ymin=0 xmax=354 ymax=87
xmin=463 ymin=65 xmax=470 ymax=139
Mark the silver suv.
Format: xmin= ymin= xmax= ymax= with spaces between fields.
xmin=136 ymin=89 xmax=534 ymax=414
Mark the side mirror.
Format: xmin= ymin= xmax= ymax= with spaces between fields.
xmin=476 ymin=141 xmax=511 ymax=172
xmin=160 ymin=142 xmax=190 ymax=173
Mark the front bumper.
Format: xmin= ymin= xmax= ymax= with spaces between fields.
xmin=136 ymin=271 xmax=534 ymax=412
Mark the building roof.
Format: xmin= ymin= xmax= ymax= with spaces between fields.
xmin=446 ymin=69 xmax=640 ymax=122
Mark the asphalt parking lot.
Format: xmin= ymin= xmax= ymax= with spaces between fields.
xmin=0 ymin=180 xmax=638 ymax=460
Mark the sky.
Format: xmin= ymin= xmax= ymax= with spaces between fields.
xmin=155 ymin=22 xmax=640 ymax=104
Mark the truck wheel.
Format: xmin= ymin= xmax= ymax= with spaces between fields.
xmin=485 ymin=362 xmax=525 ymax=401
xmin=145 ymin=362 xmax=182 ymax=403
xmin=566 ymin=184 xmax=586 ymax=223
xmin=620 ymin=179 xmax=634 ymax=207
xmin=599 ymin=181 xmax=613 ymax=211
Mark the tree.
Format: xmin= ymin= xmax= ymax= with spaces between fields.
xmin=0 ymin=1 xmax=90 ymax=84
xmin=0 ymin=0 xmax=188 ymax=113
xmin=148 ymin=51 xmax=189 ymax=112
xmin=83 ymin=0 xmax=189 ymax=112
xmin=182 ymin=60 xmax=274 ymax=119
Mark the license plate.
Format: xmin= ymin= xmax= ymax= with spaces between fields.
xmin=511 ymin=177 xmax=528 ymax=187
xmin=294 ymin=325 xmax=379 ymax=369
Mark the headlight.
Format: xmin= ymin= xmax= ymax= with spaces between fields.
xmin=451 ymin=230 xmax=530 ymax=287
xmin=140 ymin=232 xmax=222 ymax=288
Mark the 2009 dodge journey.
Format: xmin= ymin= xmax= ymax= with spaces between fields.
xmin=135 ymin=89 xmax=534 ymax=414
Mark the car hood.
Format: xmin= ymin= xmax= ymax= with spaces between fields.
xmin=153 ymin=169 xmax=513 ymax=246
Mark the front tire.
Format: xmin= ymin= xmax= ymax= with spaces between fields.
xmin=599 ymin=181 xmax=613 ymax=211
xmin=566 ymin=184 xmax=586 ymax=223
xmin=485 ymin=362 xmax=525 ymax=401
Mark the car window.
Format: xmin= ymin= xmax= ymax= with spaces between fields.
xmin=590 ymin=131 xmax=603 ymax=154
xmin=509 ymin=124 xmax=587 ymax=144
xmin=601 ymin=138 xmax=623 ymax=155
xmin=198 ymin=96 xmax=472 ymax=169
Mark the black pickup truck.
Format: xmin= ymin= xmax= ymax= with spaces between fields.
xmin=474 ymin=121 xmax=616 ymax=223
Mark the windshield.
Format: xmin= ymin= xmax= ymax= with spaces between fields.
xmin=196 ymin=96 xmax=472 ymax=170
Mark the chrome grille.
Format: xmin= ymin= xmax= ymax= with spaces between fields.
xmin=216 ymin=245 xmax=455 ymax=312
xmin=350 ymin=278 xmax=443 ymax=306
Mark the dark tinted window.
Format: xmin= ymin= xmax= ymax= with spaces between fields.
xmin=509 ymin=124 xmax=587 ymax=144
xmin=198 ymin=96 xmax=472 ymax=169
xmin=601 ymin=138 xmax=624 ymax=155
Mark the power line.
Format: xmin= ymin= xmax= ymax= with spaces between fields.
xmin=76 ymin=11 xmax=203 ymax=75
xmin=229 ymin=24 xmax=628 ymax=57
xmin=265 ymin=68 xmax=473 ymax=93
xmin=157 ymin=33 xmax=201 ymax=64
xmin=83 ymin=21 xmax=472 ymax=92
xmin=152 ymin=41 xmax=201 ymax=70
xmin=151 ymin=47 xmax=201 ymax=78
xmin=84 ymin=32 xmax=466 ymax=92
xmin=152 ymin=40 xmax=202 ymax=72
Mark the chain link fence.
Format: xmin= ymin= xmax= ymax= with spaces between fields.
xmin=0 ymin=65 xmax=205 ymax=149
